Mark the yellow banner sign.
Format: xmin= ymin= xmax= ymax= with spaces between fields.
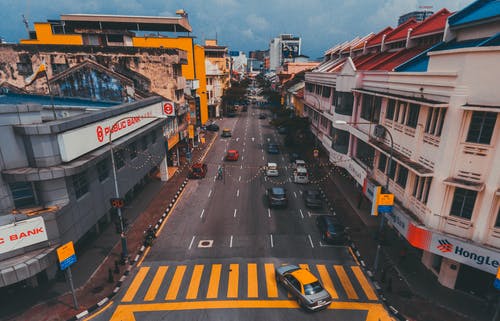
xmin=188 ymin=125 xmax=195 ymax=139
xmin=56 ymin=241 xmax=75 ymax=263
xmin=378 ymin=193 xmax=395 ymax=206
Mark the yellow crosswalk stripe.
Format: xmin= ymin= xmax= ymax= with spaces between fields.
xmin=186 ymin=265 xmax=204 ymax=299
xmin=144 ymin=266 xmax=168 ymax=301
xmin=165 ymin=265 xmax=187 ymax=300
xmin=316 ymin=264 xmax=339 ymax=299
xmin=334 ymin=265 xmax=358 ymax=300
xmin=351 ymin=266 xmax=378 ymax=301
xmin=122 ymin=266 xmax=150 ymax=302
xmin=227 ymin=263 xmax=239 ymax=298
xmin=247 ymin=263 xmax=258 ymax=298
xmin=264 ymin=263 xmax=278 ymax=298
xmin=206 ymin=264 xmax=222 ymax=299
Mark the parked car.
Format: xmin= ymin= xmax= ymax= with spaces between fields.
xmin=221 ymin=128 xmax=232 ymax=138
xmin=292 ymin=159 xmax=307 ymax=169
xmin=267 ymin=143 xmax=280 ymax=154
xmin=303 ymin=189 xmax=323 ymax=208
xmin=265 ymin=162 xmax=279 ymax=177
xmin=225 ymin=149 xmax=240 ymax=161
xmin=206 ymin=123 xmax=219 ymax=131
xmin=259 ymin=113 xmax=267 ymax=119
xmin=267 ymin=187 xmax=288 ymax=208
xmin=275 ymin=264 xmax=332 ymax=311
xmin=188 ymin=163 xmax=208 ymax=179
xmin=316 ymin=215 xmax=347 ymax=244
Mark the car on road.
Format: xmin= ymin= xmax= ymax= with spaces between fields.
xmin=205 ymin=123 xmax=219 ymax=131
xmin=265 ymin=162 xmax=279 ymax=177
xmin=225 ymin=149 xmax=239 ymax=161
xmin=303 ymin=189 xmax=323 ymax=208
xmin=258 ymin=113 xmax=267 ymax=119
xmin=267 ymin=187 xmax=288 ymax=208
xmin=292 ymin=159 xmax=307 ymax=169
xmin=275 ymin=264 xmax=332 ymax=311
xmin=221 ymin=128 xmax=232 ymax=138
xmin=293 ymin=166 xmax=309 ymax=184
xmin=188 ymin=163 xmax=208 ymax=179
xmin=267 ymin=143 xmax=280 ymax=154
xmin=316 ymin=215 xmax=347 ymax=244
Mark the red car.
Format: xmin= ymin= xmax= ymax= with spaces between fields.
xmin=188 ymin=163 xmax=208 ymax=179
xmin=225 ymin=149 xmax=239 ymax=161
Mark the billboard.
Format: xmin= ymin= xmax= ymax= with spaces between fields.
xmin=0 ymin=217 xmax=48 ymax=254
xmin=282 ymin=41 xmax=300 ymax=59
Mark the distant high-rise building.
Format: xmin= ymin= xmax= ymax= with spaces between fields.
xmin=269 ymin=34 xmax=301 ymax=71
xmin=398 ymin=9 xmax=434 ymax=25
xmin=249 ymin=50 xmax=267 ymax=61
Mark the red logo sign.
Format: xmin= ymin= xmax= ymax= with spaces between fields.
xmin=163 ymin=102 xmax=174 ymax=116
xmin=96 ymin=126 xmax=104 ymax=143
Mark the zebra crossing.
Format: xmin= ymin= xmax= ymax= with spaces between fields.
xmin=119 ymin=261 xmax=379 ymax=304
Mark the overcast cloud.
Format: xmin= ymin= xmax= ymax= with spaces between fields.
xmin=0 ymin=0 xmax=472 ymax=59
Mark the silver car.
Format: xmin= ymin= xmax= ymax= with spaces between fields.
xmin=275 ymin=264 xmax=332 ymax=311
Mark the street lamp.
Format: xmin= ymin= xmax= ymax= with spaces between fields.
xmin=334 ymin=120 xmax=394 ymax=273
xmin=109 ymin=114 xmax=168 ymax=263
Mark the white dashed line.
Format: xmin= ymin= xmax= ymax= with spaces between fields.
xmin=188 ymin=236 xmax=195 ymax=250
xmin=200 ymin=209 xmax=205 ymax=219
xmin=230 ymin=235 xmax=233 ymax=248
xmin=262 ymin=156 xmax=265 ymax=160
xmin=299 ymin=209 xmax=304 ymax=219
xmin=308 ymin=234 xmax=315 ymax=248
xmin=238 ymin=176 xmax=241 ymax=182
xmin=237 ymin=189 xmax=240 ymax=197
xmin=268 ymin=209 xmax=271 ymax=218
xmin=270 ymin=234 xmax=274 ymax=248
xmin=294 ymin=192 xmax=297 ymax=198
xmin=233 ymin=209 xmax=237 ymax=217
xmin=240 ymin=165 xmax=243 ymax=169
xmin=308 ymin=211 xmax=312 ymax=217
xmin=208 ymin=190 xmax=212 ymax=198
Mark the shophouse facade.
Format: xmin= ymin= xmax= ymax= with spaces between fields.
xmin=204 ymin=39 xmax=230 ymax=118
xmin=304 ymin=0 xmax=500 ymax=296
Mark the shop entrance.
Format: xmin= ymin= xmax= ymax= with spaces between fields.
xmin=455 ymin=264 xmax=495 ymax=298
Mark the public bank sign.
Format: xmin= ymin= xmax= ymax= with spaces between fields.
xmin=0 ymin=217 xmax=48 ymax=254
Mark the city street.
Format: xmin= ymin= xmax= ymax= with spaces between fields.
xmin=91 ymin=105 xmax=392 ymax=321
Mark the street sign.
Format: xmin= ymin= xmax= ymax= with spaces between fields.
xmin=188 ymin=125 xmax=195 ymax=139
xmin=163 ymin=102 xmax=175 ymax=116
xmin=57 ymin=241 xmax=77 ymax=270
xmin=377 ymin=205 xmax=394 ymax=213
xmin=378 ymin=193 xmax=394 ymax=206
xmin=371 ymin=186 xmax=382 ymax=216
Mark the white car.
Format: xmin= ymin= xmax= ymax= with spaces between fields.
xmin=292 ymin=159 xmax=307 ymax=169
xmin=266 ymin=162 xmax=279 ymax=177
xmin=293 ymin=167 xmax=309 ymax=184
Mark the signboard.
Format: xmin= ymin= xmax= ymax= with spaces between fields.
xmin=58 ymin=102 xmax=164 ymax=162
xmin=378 ymin=193 xmax=394 ymax=206
xmin=0 ymin=217 xmax=48 ymax=255
xmin=188 ymin=125 xmax=195 ymax=139
xmin=370 ymin=186 xmax=382 ymax=216
xmin=57 ymin=241 xmax=77 ymax=270
xmin=282 ymin=41 xmax=300 ymax=59
xmin=163 ymin=102 xmax=175 ymax=116
xmin=495 ymin=267 xmax=500 ymax=290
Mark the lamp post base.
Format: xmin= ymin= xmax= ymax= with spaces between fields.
xmin=120 ymin=233 xmax=128 ymax=265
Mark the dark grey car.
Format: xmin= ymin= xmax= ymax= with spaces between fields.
xmin=267 ymin=187 xmax=288 ymax=208
xmin=303 ymin=189 xmax=323 ymax=209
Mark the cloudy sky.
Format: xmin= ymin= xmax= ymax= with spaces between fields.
xmin=1 ymin=0 xmax=472 ymax=59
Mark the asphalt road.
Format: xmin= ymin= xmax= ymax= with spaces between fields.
xmin=92 ymin=104 xmax=392 ymax=321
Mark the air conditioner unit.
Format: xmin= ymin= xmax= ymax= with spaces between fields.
xmin=374 ymin=124 xmax=386 ymax=138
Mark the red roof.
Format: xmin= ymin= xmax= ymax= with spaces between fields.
xmin=326 ymin=58 xmax=347 ymax=72
xmin=412 ymin=8 xmax=451 ymax=37
xmin=369 ymin=46 xmax=430 ymax=71
xmin=385 ymin=18 xmax=420 ymax=43
xmin=366 ymin=27 xmax=394 ymax=47
xmin=352 ymin=54 xmax=376 ymax=67
xmin=356 ymin=51 xmax=399 ymax=70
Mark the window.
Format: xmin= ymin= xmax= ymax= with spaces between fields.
xmin=466 ymin=111 xmax=497 ymax=145
xmin=107 ymin=34 xmax=123 ymax=43
xmin=333 ymin=91 xmax=354 ymax=116
xmin=73 ymin=171 xmax=89 ymax=199
xmin=424 ymin=108 xmax=446 ymax=136
xmin=141 ymin=136 xmax=148 ymax=151
xmin=322 ymin=87 xmax=331 ymax=98
xmin=387 ymin=160 xmax=397 ymax=180
xmin=9 ymin=182 xmax=37 ymax=208
xmin=396 ymin=166 xmax=408 ymax=188
xmin=386 ymin=99 xmax=396 ymax=120
xmin=129 ymin=142 xmax=137 ymax=159
xmin=406 ymin=104 xmax=420 ymax=128
xmin=378 ymin=153 xmax=387 ymax=172
xmin=114 ymin=150 xmax=125 ymax=169
xmin=355 ymin=139 xmax=374 ymax=168
xmin=449 ymin=187 xmax=477 ymax=220
xmin=413 ymin=176 xmax=432 ymax=204
xmin=331 ymin=128 xmax=349 ymax=154
xmin=306 ymin=83 xmax=314 ymax=92
xmin=320 ymin=116 xmax=329 ymax=130
xmin=495 ymin=207 xmax=500 ymax=228
xmin=360 ymin=94 xmax=373 ymax=121
xmin=97 ymin=158 xmax=109 ymax=182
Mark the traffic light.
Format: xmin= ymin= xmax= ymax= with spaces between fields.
xmin=280 ymin=97 xmax=284 ymax=106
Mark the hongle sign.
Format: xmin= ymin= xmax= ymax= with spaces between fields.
xmin=0 ymin=217 xmax=48 ymax=254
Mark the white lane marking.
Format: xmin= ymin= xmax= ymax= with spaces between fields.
xmin=262 ymin=156 xmax=265 ymax=160
xmin=233 ymin=209 xmax=237 ymax=217
xmin=252 ymin=137 xmax=255 ymax=141
xmin=230 ymin=235 xmax=233 ymax=248
xmin=268 ymin=208 xmax=271 ymax=218
xmin=282 ymin=157 xmax=285 ymax=161
xmin=200 ymin=209 xmax=205 ymax=219
xmin=308 ymin=211 xmax=312 ymax=217
xmin=319 ymin=242 xmax=343 ymax=248
xmin=242 ymin=156 xmax=244 ymax=160
xmin=240 ymin=165 xmax=243 ymax=169
xmin=188 ymin=236 xmax=196 ymax=250
xmin=288 ymin=178 xmax=292 ymax=182
xmin=299 ymin=209 xmax=304 ymax=219
xmin=222 ymin=156 xmax=225 ymax=161
xmin=236 ymin=138 xmax=239 ymax=142
xmin=208 ymin=190 xmax=212 ymax=198
xmin=243 ymin=148 xmax=245 ymax=152
xmin=270 ymin=234 xmax=274 ymax=248
xmin=308 ymin=234 xmax=315 ymax=248
xmin=238 ymin=176 xmax=241 ymax=182
xmin=244 ymin=142 xmax=246 ymax=146
xmin=294 ymin=192 xmax=297 ymax=198
xmin=213 ymin=176 xmax=217 ymax=181
xmin=236 ymin=189 xmax=240 ymax=197
xmin=264 ymin=176 xmax=267 ymax=182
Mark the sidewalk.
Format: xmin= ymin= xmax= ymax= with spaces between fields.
xmin=8 ymin=133 xmax=215 ymax=321
xmin=311 ymin=151 xmax=492 ymax=321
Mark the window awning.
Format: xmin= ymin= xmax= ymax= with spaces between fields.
xmin=443 ymin=177 xmax=485 ymax=192
xmin=353 ymin=88 xmax=448 ymax=108
xmin=461 ymin=104 xmax=500 ymax=113
xmin=368 ymin=138 xmax=434 ymax=177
